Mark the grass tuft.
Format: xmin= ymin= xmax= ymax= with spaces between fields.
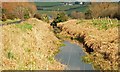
xmin=7 ymin=51 xmax=14 ymax=59
xmin=16 ymin=22 xmax=32 ymax=31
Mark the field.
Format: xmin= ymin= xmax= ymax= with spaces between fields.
xmin=35 ymin=2 xmax=61 ymax=7
xmin=35 ymin=2 xmax=88 ymax=15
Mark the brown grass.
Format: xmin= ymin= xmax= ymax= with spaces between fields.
xmin=58 ymin=19 xmax=119 ymax=70
xmin=0 ymin=18 xmax=64 ymax=70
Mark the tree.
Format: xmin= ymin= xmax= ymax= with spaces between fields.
xmin=88 ymin=2 xmax=118 ymax=18
xmin=2 ymin=2 xmax=37 ymax=20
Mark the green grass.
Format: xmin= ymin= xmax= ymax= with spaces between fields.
xmin=35 ymin=2 xmax=61 ymax=6
xmin=1 ymin=19 xmax=20 ymax=24
xmin=16 ymin=22 xmax=32 ymax=31
xmin=81 ymin=55 xmax=93 ymax=64
xmin=59 ymin=43 xmax=66 ymax=47
xmin=36 ymin=2 xmax=88 ymax=15
xmin=7 ymin=51 xmax=14 ymax=59
xmin=48 ymin=56 xmax=54 ymax=64
xmin=66 ymin=6 xmax=88 ymax=14
xmin=92 ymin=18 xmax=119 ymax=30
xmin=49 ymin=5 xmax=81 ymax=11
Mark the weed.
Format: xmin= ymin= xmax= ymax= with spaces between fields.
xmin=59 ymin=43 xmax=66 ymax=47
xmin=7 ymin=51 xmax=14 ymax=59
xmin=81 ymin=55 xmax=93 ymax=64
xmin=48 ymin=56 xmax=54 ymax=64
xmin=53 ymin=49 xmax=60 ymax=55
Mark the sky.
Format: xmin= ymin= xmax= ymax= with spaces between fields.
xmin=32 ymin=0 xmax=120 ymax=2
xmin=1 ymin=0 xmax=120 ymax=2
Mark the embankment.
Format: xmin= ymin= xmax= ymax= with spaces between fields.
xmin=0 ymin=18 xmax=64 ymax=70
xmin=57 ymin=19 xmax=119 ymax=70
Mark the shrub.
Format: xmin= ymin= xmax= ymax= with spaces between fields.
xmin=85 ymin=10 xmax=92 ymax=19
xmin=70 ymin=11 xmax=85 ymax=19
xmin=13 ymin=6 xmax=31 ymax=19
xmin=34 ymin=13 xmax=49 ymax=23
xmin=2 ymin=2 xmax=37 ymax=20
xmin=41 ymin=14 xmax=49 ymax=23
xmin=50 ymin=12 xmax=68 ymax=27
xmin=54 ymin=12 xmax=68 ymax=23
xmin=87 ymin=2 xmax=118 ymax=19
xmin=2 ymin=14 xmax=7 ymax=21
xmin=34 ymin=13 xmax=41 ymax=20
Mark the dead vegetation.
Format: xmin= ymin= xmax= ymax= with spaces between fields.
xmin=0 ymin=18 xmax=64 ymax=70
xmin=57 ymin=19 xmax=119 ymax=70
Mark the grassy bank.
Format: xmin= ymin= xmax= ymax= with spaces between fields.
xmin=57 ymin=19 xmax=119 ymax=70
xmin=0 ymin=18 xmax=64 ymax=70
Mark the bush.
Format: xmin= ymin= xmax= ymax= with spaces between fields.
xmin=85 ymin=10 xmax=92 ymax=19
xmin=50 ymin=12 xmax=68 ymax=27
xmin=55 ymin=12 xmax=68 ymax=22
xmin=41 ymin=14 xmax=49 ymax=23
xmin=70 ymin=11 xmax=85 ymax=19
xmin=34 ymin=13 xmax=41 ymax=20
xmin=2 ymin=14 xmax=7 ymax=21
xmin=34 ymin=13 xmax=49 ymax=23
xmin=87 ymin=2 xmax=119 ymax=19
xmin=2 ymin=2 xmax=37 ymax=20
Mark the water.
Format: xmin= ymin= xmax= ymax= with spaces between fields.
xmin=55 ymin=41 xmax=93 ymax=70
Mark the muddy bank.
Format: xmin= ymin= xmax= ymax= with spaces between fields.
xmin=0 ymin=18 xmax=64 ymax=70
xmin=57 ymin=19 xmax=119 ymax=70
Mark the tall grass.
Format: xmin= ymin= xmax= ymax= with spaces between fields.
xmin=92 ymin=18 xmax=119 ymax=30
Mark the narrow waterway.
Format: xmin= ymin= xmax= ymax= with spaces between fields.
xmin=55 ymin=41 xmax=93 ymax=70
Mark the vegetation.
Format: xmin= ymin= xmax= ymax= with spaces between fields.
xmin=51 ymin=12 xmax=68 ymax=28
xmin=16 ymin=22 xmax=32 ymax=31
xmin=82 ymin=55 xmax=92 ymax=64
xmin=1 ymin=1 xmax=119 ymax=70
xmin=88 ymin=2 xmax=119 ymax=19
xmin=70 ymin=11 xmax=85 ymax=19
xmin=35 ymin=2 xmax=61 ymax=7
xmin=40 ymin=14 xmax=49 ymax=23
xmin=35 ymin=2 xmax=88 ymax=16
xmin=0 ymin=19 xmax=20 ymax=24
xmin=2 ymin=2 xmax=37 ymax=21
xmin=7 ymin=51 xmax=14 ymax=59
xmin=92 ymin=18 xmax=119 ymax=30
xmin=57 ymin=19 xmax=119 ymax=70
xmin=1 ymin=18 xmax=64 ymax=70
